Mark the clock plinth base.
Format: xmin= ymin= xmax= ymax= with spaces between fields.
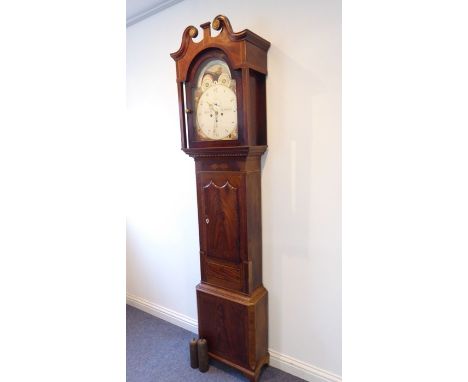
xmin=196 ymin=283 xmax=269 ymax=381
xmin=208 ymin=351 xmax=269 ymax=382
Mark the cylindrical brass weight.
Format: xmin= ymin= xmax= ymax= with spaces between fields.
xmin=197 ymin=338 xmax=209 ymax=373
xmin=189 ymin=338 xmax=198 ymax=368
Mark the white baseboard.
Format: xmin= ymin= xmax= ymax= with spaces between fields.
xmin=269 ymin=349 xmax=342 ymax=382
xmin=126 ymin=293 xmax=198 ymax=334
xmin=126 ymin=293 xmax=341 ymax=382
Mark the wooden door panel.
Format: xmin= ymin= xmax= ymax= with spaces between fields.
xmin=202 ymin=179 xmax=240 ymax=262
xmin=199 ymin=173 xmax=244 ymax=264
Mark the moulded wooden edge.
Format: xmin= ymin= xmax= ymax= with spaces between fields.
xmin=196 ymin=282 xmax=267 ymax=305
xmin=182 ymin=145 xmax=267 ymax=158
xmin=208 ymin=351 xmax=270 ymax=382
xmin=170 ymin=25 xmax=198 ymax=60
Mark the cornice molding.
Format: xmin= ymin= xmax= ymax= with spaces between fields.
xmin=126 ymin=0 xmax=184 ymax=27
xmin=182 ymin=145 xmax=268 ymax=158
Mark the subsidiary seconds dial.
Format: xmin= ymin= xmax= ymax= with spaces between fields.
xmin=196 ymin=84 xmax=237 ymax=140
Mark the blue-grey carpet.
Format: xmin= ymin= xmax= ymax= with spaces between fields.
xmin=127 ymin=305 xmax=306 ymax=382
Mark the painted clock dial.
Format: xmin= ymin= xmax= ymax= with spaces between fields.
xmin=193 ymin=59 xmax=238 ymax=141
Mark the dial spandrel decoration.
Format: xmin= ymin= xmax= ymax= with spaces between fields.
xmin=192 ymin=59 xmax=238 ymax=141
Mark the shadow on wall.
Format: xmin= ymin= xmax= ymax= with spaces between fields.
xmin=262 ymin=44 xmax=328 ymax=352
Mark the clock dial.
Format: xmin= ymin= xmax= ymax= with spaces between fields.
xmin=197 ymin=84 xmax=237 ymax=140
xmin=192 ymin=59 xmax=238 ymax=141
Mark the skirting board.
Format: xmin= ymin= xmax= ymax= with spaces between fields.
xmin=126 ymin=293 xmax=341 ymax=382
xmin=268 ymin=349 xmax=341 ymax=382
xmin=126 ymin=293 xmax=198 ymax=334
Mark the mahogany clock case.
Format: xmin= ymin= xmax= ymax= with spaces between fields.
xmin=171 ymin=15 xmax=271 ymax=382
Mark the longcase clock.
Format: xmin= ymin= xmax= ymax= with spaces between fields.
xmin=170 ymin=15 xmax=270 ymax=382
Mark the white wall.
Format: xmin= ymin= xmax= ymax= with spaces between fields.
xmin=126 ymin=0 xmax=341 ymax=380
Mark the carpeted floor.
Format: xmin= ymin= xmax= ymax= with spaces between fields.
xmin=127 ymin=305 xmax=306 ymax=382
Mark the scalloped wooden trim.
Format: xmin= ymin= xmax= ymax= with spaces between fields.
xmin=203 ymin=180 xmax=237 ymax=190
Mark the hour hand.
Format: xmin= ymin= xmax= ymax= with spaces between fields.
xmin=206 ymin=102 xmax=216 ymax=113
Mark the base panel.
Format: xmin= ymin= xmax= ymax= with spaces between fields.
xmin=196 ymin=283 xmax=269 ymax=380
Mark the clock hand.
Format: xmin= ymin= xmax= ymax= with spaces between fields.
xmin=214 ymin=108 xmax=219 ymax=130
xmin=206 ymin=102 xmax=216 ymax=121
xmin=207 ymin=102 xmax=217 ymax=115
